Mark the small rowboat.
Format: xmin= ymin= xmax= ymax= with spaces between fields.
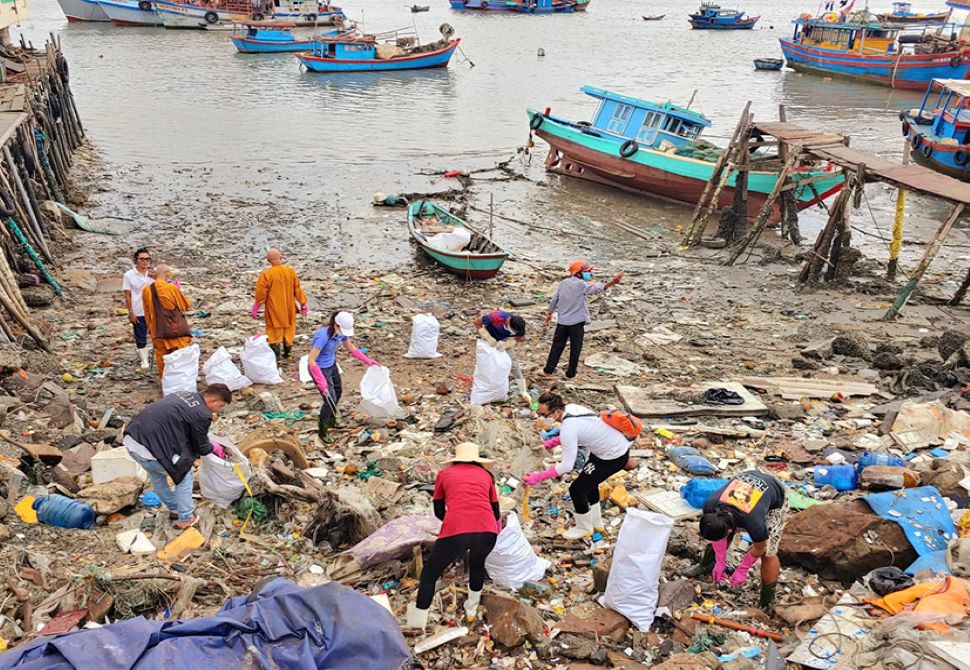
xmin=407 ymin=201 xmax=509 ymax=280
xmin=410 ymin=4 xmax=430 ymax=11
xmin=642 ymin=14 xmax=664 ymax=20
xmin=754 ymin=57 xmax=783 ymax=70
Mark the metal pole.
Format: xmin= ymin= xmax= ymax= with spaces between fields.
xmin=887 ymin=139 xmax=909 ymax=280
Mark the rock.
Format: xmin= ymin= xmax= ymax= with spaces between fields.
xmin=59 ymin=269 xmax=98 ymax=293
xmin=483 ymin=592 xmax=545 ymax=648
xmin=768 ymin=403 xmax=805 ymax=421
xmin=774 ymin=597 xmax=830 ymax=626
xmin=76 ymin=476 xmax=144 ymax=514
xmin=947 ymin=342 xmax=970 ymax=368
xmin=691 ymin=438 xmax=711 ymax=450
xmin=592 ymin=561 xmax=611 ymax=593
xmin=651 ymin=652 xmax=720 ymax=670
xmin=831 ymin=334 xmax=871 ymax=360
xmin=557 ymin=603 xmax=630 ymax=642
xmin=20 ymin=285 xmax=56 ymax=307
xmin=800 ymin=338 xmax=835 ymax=360
xmin=779 ymin=500 xmax=917 ymax=581
xmin=606 ymin=650 xmax=651 ymax=670
xmin=873 ymin=351 xmax=904 ymax=371
xmin=509 ymin=297 xmax=536 ymax=308
xmin=0 ymin=523 xmax=9 ymax=542
xmin=46 ymin=400 xmax=76 ymax=430
xmin=918 ymin=460 xmax=967 ymax=498
xmin=658 ymin=579 xmax=696 ymax=612
xmin=939 ymin=329 xmax=969 ymax=362
xmin=792 ymin=357 xmax=821 ymax=370
xmin=434 ymin=408 xmax=459 ymax=432
xmin=556 ymin=634 xmax=600 ymax=660
xmin=41 ymin=201 xmax=63 ymax=227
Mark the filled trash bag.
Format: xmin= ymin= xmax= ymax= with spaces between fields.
xmin=485 ymin=513 xmax=551 ymax=589
xmin=161 ymin=344 xmax=199 ymax=396
xmin=202 ymin=346 xmax=252 ymax=391
xmin=404 ymin=313 xmax=442 ymax=359
xmin=198 ymin=435 xmax=252 ymax=508
xmin=666 ymin=445 xmax=718 ymax=476
xmin=240 ymin=335 xmax=283 ymax=385
xmin=0 ymin=578 xmax=410 ymax=670
xmin=470 ymin=339 xmax=511 ymax=405
xmin=358 ymin=366 xmax=405 ymax=419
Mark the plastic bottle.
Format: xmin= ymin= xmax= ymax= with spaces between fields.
xmin=813 ymin=465 xmax=858 ymax=492
xmin=32 ymin=495 xmax=95 ymax=529
xmin=857 ymin=451 xmax=905 ymax=471
xmin=680 ymin=478 xmax=731 ymax=508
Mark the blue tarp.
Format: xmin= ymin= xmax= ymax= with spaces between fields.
xmin=0 ymin=578 xmax=411 ymax=670
xmin=864 ymin=486 xmax=958 ymax=576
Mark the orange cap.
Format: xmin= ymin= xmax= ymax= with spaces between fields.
xmin=568 ymin=260 xmax=592 ymax=275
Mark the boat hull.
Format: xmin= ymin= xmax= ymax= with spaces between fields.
xmin=688 ymin=16 xmax=758 ymax=29
xmin=407 ymin=201 xmax=508 ymax=279
xmin=57 ymin=0 xmax=111 ymax=22
xmin=877 ymin=12 xmax=949 ymax=24
xmin=509 ymin=4 xmax=575 ymax=12
xmin=297 ymin=40 xmax=459 ymax=72
xmin=449 ymin=1 xmax=514 ymax=10
xmin=528 ymin=111 xmax=844 ymax=222
xmin=780 ymin=38 xmax=970 ymax=90
xmin=902 ymin=117 xmax=970 ymax=181
xmin=98 ymin=0 xmax=161 ymax=25
xmin=259 ymin=10 xmax=343 ymax=25
xmin=155 ymin=0 xmax=249 ymax=28
xmin=232 ymin=36 xmax=313 ymax=52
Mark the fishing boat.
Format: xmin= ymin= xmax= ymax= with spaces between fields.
xmin=780 ymin=12 xmax=970 ymax=90
xmin=877 ymin=2 xmax=949 ymax=24
xmin=254 ymin=0 xmax=344 ymax=25
xmin=901 ymin=78 xmax=970 ymax=180
xmin=688 ymin=3 xmax=758 ymax=29
xmin=297 ymin=24 xmax=460 ymax=72
xmin=407 ymin=201 xmax=509 ymax=279
xmin=508 ymin=0 xmax=576 ymax=14
xmin=231 ymin=22 xmax=342 ymax=52
xmin=642 ymin=14 xmax=665 ymax=20
xmin=156 ymin=0 xmax=251 ymax=28
xmin=56 ymin=0 xmax=111 ymax=22
xmin=449 ymin=0 xmax=514 ymax=10
xmin=526 ymin=86 xmax=844 ymax=221
xmin=754 ymin=57 xmax=783 ymax=70
xmin=410 ymin=4 xmax=430 ymax=11
xmin=573 ymin=0 xmax=590 ymax=11
xmin=97 ymin=0 xmax=162 ymax=25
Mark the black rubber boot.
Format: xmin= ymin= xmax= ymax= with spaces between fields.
xmin=269 ymin=343 xmax=282 ymax=361
xmin=282 ymin=342 xmax=293 ymax=360
xmin=684 ymin=544 xmax=716 ymax=578
xmin=759 ymin=582 xmax=777 ymax=611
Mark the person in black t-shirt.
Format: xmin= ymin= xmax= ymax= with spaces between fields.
xmin=697 ymin=470 xmax=790 ymax=609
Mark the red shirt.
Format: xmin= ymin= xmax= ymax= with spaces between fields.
xmin=433 ymin=463 xmax=499 ymax=538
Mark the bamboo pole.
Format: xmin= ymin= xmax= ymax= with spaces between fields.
xmin=3 ymin=146 xmax=51 ymax=262
xmin=887 ymin=140 xmax=909 ymax=280
xmin=800 ymin=175 xmax=851 ymax=283
xmin=0 ymin=168 xmax=46 ymax=259
xmin=0 ymin=248 xmax=32 ymax=320
xmin=726 ymin=148 xmax=800 ymax=265
xmin=0 ymin=272 xmax=50 ymax=352
xmin=950 ymin=267 xmax=970 ymax=306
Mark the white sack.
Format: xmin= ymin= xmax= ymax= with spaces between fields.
xmin=202 ymin=346 xmax=252 ymax=391
xmin=599 ymin=508 xmax=673 ymax=631
xmin=161 ymin=344 xmax=200 ymax=396
xmin=470 ymin=339 xmax=511 ymax=405
xmin=241 ymin=335 xmax=283 ymax=385
xmin=198 ymin=435 xmax=253 ymax=508
xmin=359 ymin=366 xmax=405 ymax=419
xmin=299 ymin=354 xmax=312 ymax=383
xmin=404 ymin=313 xmax=442 ymax=359
xmin=484 ymin=513 xmax=550 ymax=589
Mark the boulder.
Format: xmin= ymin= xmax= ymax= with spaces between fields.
xmin=831 ymin=334 xmax=871 ymax=360
xmin=779 ymin=500 xmax=917 ymax=581
xmin=76 ymin=476 xmax=144 ymax=514
xmin=483 ymin=592 xmax=545 ymax=648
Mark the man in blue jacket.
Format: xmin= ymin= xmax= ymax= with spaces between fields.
xmin=123 ymin=384 xmax=233 ymax=529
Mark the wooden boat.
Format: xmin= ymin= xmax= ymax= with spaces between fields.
xmin=156 ymin=0 xmax=342 ymax=28
xmin=688 ymin=3 xmax=758 ymax=29
xmin=508 ymin=0 xmax=576 ymax=14
xmin=780 ymin=13 xmax=970 ymax=90
xmin=877 ymin=2 xmax=949 ymax=24
xmin=449 ymin=0 xmax=514 ymax=10
xmin=410 ymin=4 xmax=430 ymax=11
xmin=573 ymin=0 xmax=590 ymax=11
xmin=97 ymin=0 xmax=162 ymax=25
xmin=296 ymin=27 xmax=460 ymax=72
xmin=754 ymin=57 xmax=783 ymax=70
xmin=407 ymin=201 xmax=509 ymax=279
xmin=231 ymin=22 xmax=342 ymax=53
xmin=642 ymin=14 xmax=665 ymax=20
xmin=527 ymin=86 xmax=844 ymax=222
xmin=901 ymin=78 xmax=970 ymax=180
xmin=56 ymin=0 xmax=111 ymax=22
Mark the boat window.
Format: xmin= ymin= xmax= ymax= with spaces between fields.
xmin=636 ymin=111 xmax=662 ymax=142
xmin=606 ymin=104 xmax=633 ymax=134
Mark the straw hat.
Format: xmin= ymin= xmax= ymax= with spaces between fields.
xmin=443 ymin=442 xmax=494 ymax=466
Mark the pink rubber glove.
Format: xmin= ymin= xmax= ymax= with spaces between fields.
xmin=712 ymin=538 xmax=729 ymax=583
xmin=309 ymin=363 xmax=328 ymax=394
xmin=542 ymin=436 xmax=561 ymax=450
xmin=729 ymin=551 xmax=760 ymax=587
xmin=351 ymin=349 xmax=378 ymax=366
xmin=210 ymin=441 xmax=225 ymax=459
xmin=523 ymin=465 xmax=559 ymax=487
xmin=300 ymin=304 xmax=309 ymax=316
xmin=170 ymin=278 xmax=182 ymax=289
xmin=251 ymin=302 xmax=260 ymax=320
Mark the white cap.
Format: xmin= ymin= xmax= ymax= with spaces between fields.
xmin=335 ymin=311 xmax=355 ymax=336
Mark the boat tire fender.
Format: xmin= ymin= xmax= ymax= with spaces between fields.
xmin=901 ymin=121 xmax=909 ymax=137
xmin=55 ymin=55 xmax=69 ymax=84
xmin=911 ymin=133 xmax=921 ymax=148
xmin=16 ymin=141 xmax=36 ymax=176
xmin=0 ymin=189 xmax=15 ymax=219
xmin=529 ymin=114 xmax=543 ymax=130
xmin=749 ymin=132 xmax=765 ymax=154
xmin=204 ymin=10 xmax=219 ymax=23
xmin=952 ymin=55 xmax=963 ymax=68
xmin=921 ymin=142 xmax=932 ymax=158
xmin=956 ymin=149 xmax=970 ymax=166
xmin=252 ymin=11 xmax=263 ymax=19
xmin=619 ymin=139 xmax=639 ymax=158
xmin=138 ymin=0 xmax=151 ymax=10
xmin=306 ymin=12 xmax=317 ymax=21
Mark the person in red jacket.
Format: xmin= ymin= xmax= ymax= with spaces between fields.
xmin=406 ymin=442 xmax=500 ymax=630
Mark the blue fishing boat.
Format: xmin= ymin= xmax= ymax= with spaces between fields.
xmin=901 ymin=79 xmax=970 ymax=180
xmin=296 ymin=26 xmax=460 ymax=72
xmin=754 ymin=57 xmax=783 ymax=70
xmin=231 ymin=21 xmax=341 ymax=53
xmin=688 ymin=3 xmax=758 ymax=29
xmin=449 ymin=0 xmax=514 ymax=11
xmin=780 ymin=13 xmax=970 ymax=90
xmin=877 ymin=2 xmax=950 ymax=24
xmin=508 ymin=0 xmax=576 ymax=13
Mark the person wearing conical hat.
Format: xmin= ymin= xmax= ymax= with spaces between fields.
xmin=406 ymin=442 xmax=499 ymax=630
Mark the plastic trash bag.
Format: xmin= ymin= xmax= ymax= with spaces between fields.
xmin=202 ymin=346 xmax=252 ymax=391
xmin=470 ymin=339 xmax=512 ymax=405
xmin=359 ymin=366 xmax=405 ymax=419
xmin=240 ymin=335 xmax=283 ymax=385
xmin=161 ymin=344 xmax=200 ymax=396
xmin=349 ymin=514 xmax=441 ymax=569
xmin=868 ymin=566 xmax=915 ymax=596
xmin=485 ymin=513 xmax=551 ymax=589
xmin=404 ymin=313 xmax=442 ymax=359
xmin=198 ymin=435 xmax=252 ymax=508
xmin=599 ymin=508 xmax=673 ymax=631
xmin=666 ymin=445 xmax=719 ymax=476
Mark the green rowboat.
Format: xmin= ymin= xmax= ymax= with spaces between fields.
xmin=407 ymin=201 xmax=509 ymax=280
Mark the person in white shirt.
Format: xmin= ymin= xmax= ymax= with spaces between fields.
xmin=122 ymin=248 xmax=154 ymax=371
xmin=523 ymin=391 xmax=631 ymax=540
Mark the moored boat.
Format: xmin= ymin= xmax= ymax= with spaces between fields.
xmin=754 ymin=57 xmax=783 ymax=70
xmin=688 ymin=3 xmax=758 ymax=29
xmin=253 ymin=1 xmax=345 ymax=25
xmin=779 ymin=12 xmax=970 ymax=90
xmin=642 ymin=14 xmax=664 ymax=20
xmin=410 ymin=4 xmax=430 ymax=11
xmin=877 ymin=2 xmax=949 ymax=24
xmin=296 ymin=25 xmax=460 ymax=72
xmin=508 ymin=0 xmax=576 ymax=14
xmin=901 ymin=78 xmax=970 ymax=180
xmin=97 ymin=0 xmax=162 ymax=25
xmin=573 ymin=0 xmax=590 ymax=11
xmin=526 ymin=86 xmax=844 ymax=221
xmin=56 ymin=0 xmax=111 ymax=22
xmin=155 ymin=0 xmax=251 ymax=28
xmin=449 ymin=0 xmax=514 ymax=11
xmin=407 ymin=201 xmax=509 ymax=280
xmin=231 ymin=21 xmax=342 ymax=53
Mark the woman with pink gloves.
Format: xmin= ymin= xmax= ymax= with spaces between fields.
xmin=522 ymin=391 xmax=631 ymax=540
xmin=307 ymin=311 xmax=380 ymax=443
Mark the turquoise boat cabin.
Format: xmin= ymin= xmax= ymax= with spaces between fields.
xmin=576 ymin=85 xmax=712 ymax=151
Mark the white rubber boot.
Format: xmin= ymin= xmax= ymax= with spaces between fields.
xmin=590 ymin=503 xmax=605 ymax=533
xmin=563 ymin=510 xmax=594 ymax=540
xmin=406 ymin=603 xmax=429 ymax=630
xmin=464 ymin=588 xmax=482 ymax=621
xmin=137 ymin=347 xmax=150 ymax=370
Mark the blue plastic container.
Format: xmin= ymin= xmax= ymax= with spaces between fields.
xmin=857 ymin=451 xmax=905 ymax=471
xmin=33 ymin=494 xmax=95 ymax=529
xmin=680 ymin=478 xmax=730 ymax=508
xmin=813 ymin=465 xmax=858 ymax=492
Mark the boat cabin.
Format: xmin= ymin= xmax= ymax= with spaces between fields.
xmin=311 ymin=35 xmax=377 ymax=59
xmin=794 ymin=16 xmax=900 ymax=54
xmin=235 ymin=20 xmax=297 ymax=40
xmin=916 ymin=78 xmax=970 ymax=144
xmin=582 ymin=85 xmax=711 ymax=149
xmin=890 ymin=2 xmax=914 ymax=16
xmin=695 ymin=3 xmax=742 ymax=19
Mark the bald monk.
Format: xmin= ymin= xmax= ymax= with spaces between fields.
xmin=142 ymin=265 xmax=192 ymax=378
xmin=252 ymin=248 xmax=308 ymax=360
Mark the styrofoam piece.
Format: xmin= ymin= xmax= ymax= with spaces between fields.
xmin=91 ymin=448 xmax=147 ymax=485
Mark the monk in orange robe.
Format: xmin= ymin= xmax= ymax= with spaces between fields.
xmin=142 ymin=264 xmax=193 ymax=377
xmin=252 ymin=248 xmax=308 ymax=360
